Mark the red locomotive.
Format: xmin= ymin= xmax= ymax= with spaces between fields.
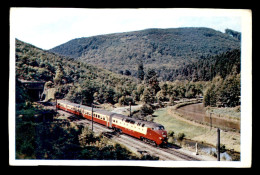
xmin=57 ymin=100 xmax=168 ymax=146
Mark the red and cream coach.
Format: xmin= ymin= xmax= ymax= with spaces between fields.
xmin=57 ymin=100 xmax=168 ymax=146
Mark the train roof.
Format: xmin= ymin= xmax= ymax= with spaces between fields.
xmin=57 ymin=100 xmax=164 ymax=128
xmin=110 ymin=112 xmax=163 ymax=128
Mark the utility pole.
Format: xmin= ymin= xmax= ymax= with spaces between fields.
xmin=217 ymin=128 xmax=220 ymax=161
xmin=91 ymin=104 xmax=94 ymax=132
xmin=210 ymin=112 xmax=212 ymax=130
xmin=129 ymin=102 xmax=132 ymax=117
xmin=55 ymin=96 xmax=57 ymax=113
xmin=81 ymin=93 xmax=83 ymax=105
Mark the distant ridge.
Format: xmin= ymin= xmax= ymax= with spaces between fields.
xmin=49 ymin=27 xmax=240 ymax=80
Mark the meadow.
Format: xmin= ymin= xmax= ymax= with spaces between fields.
xmin=153 ymin=107 xmax=240 ymax=152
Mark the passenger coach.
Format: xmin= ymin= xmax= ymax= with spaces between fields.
xmin=57 ymin=100 xmax=168 ymax=146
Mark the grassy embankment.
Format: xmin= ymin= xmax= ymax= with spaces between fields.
xmin=153 ymin=106 xmax=240 ymax=152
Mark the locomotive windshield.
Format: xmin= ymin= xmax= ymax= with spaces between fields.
xmin=156 ymin=126 xmax=165 ymax=130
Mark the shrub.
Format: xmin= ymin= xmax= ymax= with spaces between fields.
xmin=145 ymin=115 xmax=154 ymax=122
xmin=140 ymin=104 xmax=154 ymax=116
xmin=177 ymin=133 xmax=185 ymax=141
xmin=168 ymin=130 xmax=175 ymax=137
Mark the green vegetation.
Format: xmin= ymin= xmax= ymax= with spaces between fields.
xmin=15 ymin=39 xmax=138 ymax=106
xmin=203 ymin=74 xmax=240 ymax=107
xmin=225 ymin=28 xmax=241 ymax=41
xmin=153 ymin=108 xmax=207 ymax=138
xmin=177 ymin=133 xmax=186 ymax=141
xmin=205 ymin=106 xmax=241 ymax=119
xmin=153 ymin=107 xmax=241 ymax=152
xmin=170 ymin=49 xmax=240 ymax=81
xmin=15 ymin=82 xmax=157 ymax=160
xmin=16 ymin=27 xmax=241 ymax=108
xmin=15 ymin=27 xmax=242 ymax=159
xmin=16 ymin=114 xmax=153 ymax=160
xmin=50 ymin=27 xmax=240 ymax=81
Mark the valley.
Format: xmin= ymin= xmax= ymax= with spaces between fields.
xmin=14 ymin=27 xmax=241 ymax=161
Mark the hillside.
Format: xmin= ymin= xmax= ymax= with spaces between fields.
xmin=15 ymin=39 xmax=138 ymax=105
xmin=169 ymin=49 xmax=241 ymax=81
xmin=49 ymin=27 xmax=241 ymax=80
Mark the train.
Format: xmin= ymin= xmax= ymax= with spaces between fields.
xmin=56 ymin=100 xmax=168 ymax=146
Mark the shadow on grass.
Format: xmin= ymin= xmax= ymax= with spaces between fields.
xmin=167 ymin=142 xmax=182 ymax=149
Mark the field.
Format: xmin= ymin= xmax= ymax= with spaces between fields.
xmin=153 ymin=107 xmax=240 ymax=152
xmin=205 ymin=106 xmax=241 ymax=119
xmin=175 ymin=103 xmax=240 ymax=131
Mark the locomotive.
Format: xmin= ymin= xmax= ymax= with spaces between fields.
xmin=56 ymin=100 xmax=168 ymax=146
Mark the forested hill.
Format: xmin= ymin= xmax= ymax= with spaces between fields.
xmin=15 ymin=39 xmax=138 ymax=105
xmin=49 ymin=27 xmax=241 ymax=80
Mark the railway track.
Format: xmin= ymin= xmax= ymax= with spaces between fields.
xmin=42 ymin=103 xmax=203 ymax=161
xmin=114 ymin=133 xmax=201 ymax=161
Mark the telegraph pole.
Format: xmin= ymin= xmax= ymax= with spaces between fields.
xmin=55 ymin=94 xmax=57 ymax=113
xmin=91 ymin=104 xmax=94 ymax=131
xmin=210 ymin=112 xmax=212 ymax=130
xmin=217 ymin=128 xmax=220 ymax=161
xmin=129 ymin=102 xmax=132 ymax=117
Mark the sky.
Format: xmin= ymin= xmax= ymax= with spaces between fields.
xmin=10 ymin=8 xmax=244 ymax=50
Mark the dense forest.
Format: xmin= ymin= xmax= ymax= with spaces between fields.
xmin=50 ymin=27 xmax=240 ymax=81
xmin=166 ymin=49 xmax=240 ymax=81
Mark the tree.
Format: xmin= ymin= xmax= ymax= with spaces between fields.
xmin=54 ymin=66 xmax=64 ymax=85
xmin=203 ymin=74 xmax=240 ymax=107
xmin=118 ymin=70 xmax=124 ymax=75
xmin=203 ymin=76 xmax=223 ymax=107
xmin=124 ymin=70 xmax=131 ymax=76
xmin=225 ymin=29 xmax=241 ymax=41
xmin=145 ymin=69 xmax=160 ymax=94
xmin=141 ymin=87 xmax=155 ymax=105
xmin=137 ymin=61 xmax=145 ymax=81
xmin=139 ymin=104 xmax=154 ymax=117
xmin=219 ymin=74 xmax=240 ymax=107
